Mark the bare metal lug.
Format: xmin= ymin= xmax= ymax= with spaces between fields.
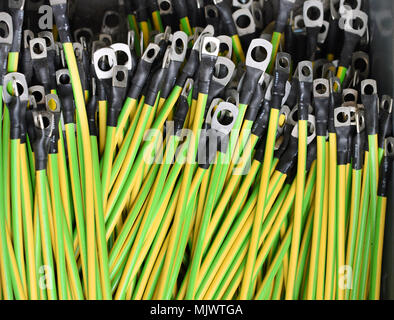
xmin=298 ymin=61 xmax=313 ymax=83
xmin=233 ymin=8 xmax=256 ymax=36
xmin=30 ymin=38 xmax=47 ymax=60
xmin=303 ymin=0 xmax=324 ymax=28
xmin=193 ymin=25 xmax=215 ymax=51
xmin=101 ymin=11 xmax=121 ymax=35
xmin=3 ymin=73 xmax=29 ymax=103
xmin=28 ymin=95 xmax=38 ymax=110
xmin=233 ymin=0 xmax=253 ymax=9
xmin=73 ymin=42 xmax=83 ymax=61
xmin=330 ymin=0 xmax=340 ymax=20
xmin=45 ymin=94 xmax=61 ymax=113
xmin=74 ymin=28 xmax=94 ymax=44
xmin=334 ymin=106 xmax=351 ymax=127
xmin=351 ymin=51 xmax=369 ymax=79
xmin=181 ymin=78 xmax=194 ymax=98
xmin=217 ymin=35 xmax=233 ymax=60
xmin=292 ymin=114 xmax=316 ymax=144
xmin=343 ymin=88 xmax=358 ymax=104
xmin=226 ymin=89 xmax=240 ymax=107
xmin=93 ymin=47 xmax=117 ymax=80
xmin=294 ymin=15 xmax=306 ymax=32
xmin=361 ymin=79 xmax=377 ymax=96
xmin=55 ymin=69 xmax=71 ymax=86
xmin=127 ymin=31 xmax=135 ymax=51
xmin=29 ymin=85 xmax=46 ymax=105
xmin=206 ymin=98 xmax=224 ymax=125
xmin=99 ymin=33 xmax=112 ymax=46
xmin=275 ymin=52 xmax=291 ymax=75
xmin=355 ymin=110 xmax=365 ymax=133
xmin=32 ymin=111 xmax=55 ymax=138
xmin=38 ymin=31 xmax=55 ymax=51
xmin=49 ymin=0 xmax=67 ymax=5
xmin=380 ymin=95 xmax=393 ymax=114
xmin=339 ymin=0 xmax=361 ymax=16
xmin=330 ymin=77 xmax=342 ymax=94
xmin=200 ymin=36 xmax=220 ymax=60
xmin=245 ymin=38 xmax=273 ymax=73
xmin=211 ymin=102 xmax=239 ymax=135
xmin=313 ymin=78 xmax=330 ymax=98
xmin=252 ymin=2 xmax=264 ymax=29
xmin=213 ymin=57 xmax=235 ymax=87
xmin=343 ymin=10 xmax=368 ymax=38
xmin=0 ymin=13 xmax=13 ymax=45
xmin=205 ymin=5 xmax=219 ymax=21
xmin=158 ymin=0 xmax=173 ymax=15
xmin=112 ymin=65 xmax=128 ymax=88
xmin=142 ymin=43 xmax=161 ymax=64
xmin=318 ymin=21 xmax=330 ymax=44
xmin=385 ymin=137 xmax=394 ymax=157
xmin=170 ymin=31 xmax=188 ymax=62
xmin=313 ymin=59 xmax=328 ymax=78
xmin=23 ymin=30 xmax=34 ymax=49
xmin=110 ymin=43 xmax=133 ymax=71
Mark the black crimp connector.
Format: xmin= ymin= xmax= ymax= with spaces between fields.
xmin=145 ymin=67 xmax=167 ymax=107
xmin=336 ymin=122 xmax=351 ymax=165
xmin=127 ymin=56 xmax=156 ymax=100
xmin=32 ymin=57 xmax=52 ymax=94
xmin=306 ymin=138 xmax=317 ymax=171
xmin=48 ymin=112 xmax=61 ymax=154
xmin=107 ymin=76 xmax=128 ymax=128
xmin=275 ymin=123 xmax=293 ymax=159
xmin=86 ymin=91 xmax=98 ymax=136
xmin=377 ymin=155 xmax=392 ymax=198
xmin=51 ymin=1 xmax=72 ymax=43
xmin=245 ymin=82 xmax=265 ymax=122
xmin=298 ymin=82 xmax=312 ymax=121
xmin=198 ymin=53 xmax=218 ymax=95
xmin=270 ymin=61 xmax=290 ymax=110
xmin=161 ymin=59 xmax=183 ymax=100
xmin=57 ymin=81 xmax=75 ymax=125
xmin=328 ymin=91 xmax=341 ymax=134
xmin=0 ymin=44 xmax=11 ymax=83
xmin=276 ymin=134 xmax=298 ymax=175
xmin=339 ymin=32 xmax=361 ymax=69
xmin=7 ymin=96 xmax=22 ymax=140
xmin=378 ymin=107 xmax=392 ymax=149
xmin=361 ymin=92 xmax=379 ymax=136
xmin=352 ymin=130 xmax=365 ymax=171
xmin=215 ymin=0 xmax=237 ymax=36
xmin=174 ymin=94 xmax=190 ymax=135
xmin=306 ymin=28 xmax=319 ymax=61
xmin=135 ymin=2 xmax=149 ymax=24
xmin=251 ymin=97 xmax=271 ymax=138
xmin=314 ymin=96 xmax=329 ymax=137
xmin=172 ymin=0 xmax=188 ymax=19
xmin=176 ymin=49 xmax=199 ymax=88
xmin=275 ymin=0 xmax=295 ymax=34
xmin=33 ymin=116 xmax=51 ymax=171
xmin=9 ymin=6 xmax=23 ymax=53
xmin=240 ymin=67 xmax=264 ymax=106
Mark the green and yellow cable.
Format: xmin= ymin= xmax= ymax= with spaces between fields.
xmin=369 ymin=144 xmax=392 ymax=299
xmin=127 ymin=13 xmax=141 ymax=56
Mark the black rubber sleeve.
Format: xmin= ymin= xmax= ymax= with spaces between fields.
xmin=314 ymin=96 xmax=329 ymax=136
xmin=215 ymin=0 xmax=237 ymax=36
xmin=245 ymin=82 xmax=264 ymax=122
xmin=47 ymin=50 xmax=57 ymax=91
xmin=271 ymin=67 xmax=289 ymax=110
xmin=96 ymin=78 xmax=107 ymax=101
xmin=285 ymin=77 xmax=299 ymax=109
xmin=306 ymin=27 xmax=320 ymax=61
xmin=362 ymin=94 xmax=379 ymax=135
xmin=174 ymin=94 xmax=190 ymax=135
xmin=0 ymin=44 xmax=10 ymax=83
xmin=86 ymin=94 xmax=98 ymax=136
xmin=284 ymin=24 xmax=296 ymax=59
xmin=326 ymin=18 xmax=340 ymax=58
xmin=161 ymin=60 xmax=182 ymax=99
xmin=339 ymin=32 xmax=360 ymax=68
xmin=107 ymin=84 xmax=128 ymax=127
xmin=197 ymin=129 xmax=218 ymax=170
xmin=48 ymin=113 xmax=61 ymax=154
xmin=275 ymin=0 xmax=294 ymax=34
xmin=298 ymin=81 xmax=312 ymax=121
xmin=328 ymin=92 xmax=341 ymax=133
xmin=19 ymin=100 xmax=28 ymax=144
xmin=274 ymin=123 xmax=293 ymax=159
xmin=145 ymin=67 xmax=166 ymax=106
xmin=378 ymin=155 xmax=392 ymax=197
xmin=352 ymin=132 xmax=365 ymax=170
xmin=378 ymin=109 xmax=392 ymax=149
xmin=135 ymin=3 xmax=149 ymax=22
xmin=10 ymin=9 xmax=23 ymax=53
xmin=34 ymin=127 xmax=50 ymax=171
xmin=127 ymin=59 xmax=154 ymax=100
xmin=51 ymin=3 xmax=72 ymax=43
xmin=33 ymin=58 xmax=51 ymax=94
xmin=240 ymin=67 xmax=263 ymax=106
xmin=58 ymin=83 xmax=75 ymax=124
xmin=186 ymin=0 xmax=198 ymax=28
xmin=172 ymin=0 xmax=188 ymax=19
xmin=7 ymin=97 xmax=22 ymax=140
xmin=253 ymin=134 xmax=267 ymax=163
xmin=198 ymin=55 xmax=218 ymax=95
xmin=176 ymin=49 xmax=199 ymax=87
xmin=306 ymin=138 xmax=317 ymax=171
xmin=26 ymin=109 xmax=36 ymax=145
xmin=336 ymin=123 xmax=351 ymax=165
xmin=148 ymin=0 xmax=159 ymax=12
xmin=276 ymin=135 xmax=298 ymax=175
xmin=251 ymin=98 xmax=271 ymax=138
